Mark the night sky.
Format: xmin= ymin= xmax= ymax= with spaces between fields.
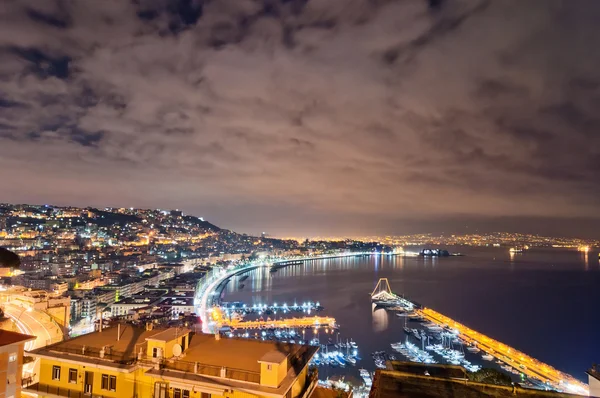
xmin=1 ymin=0 xmax=600 ymax=237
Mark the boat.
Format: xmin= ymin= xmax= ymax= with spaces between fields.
xmin=412 ymin=329 xmax=422 ymax=340
xmin=481 ymin=354 xmax=494 ymax=361
xmin=467 ymin=345 xmax=480 ymax=353
xmin=403 ymin=327 xmax=412 ymax=334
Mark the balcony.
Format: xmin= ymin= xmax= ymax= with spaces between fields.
xmin=161 ymin=359 xmax=261 ymax=384
xmin=26 ymin=383 xmax=110 ymax=398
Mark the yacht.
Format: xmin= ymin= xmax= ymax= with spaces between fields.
xmin=481 ymin=353 xmax=494 ymax=361
xmin=412 ymin=329 xmax=422 ymax=340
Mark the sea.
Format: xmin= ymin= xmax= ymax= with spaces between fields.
xmin=221 ymin=247 xmax=600 ymax=383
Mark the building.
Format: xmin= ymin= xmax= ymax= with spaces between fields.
xmin=0 ymin=330 xmax=36 ymax=398
xmin=369 ymin=361 xmax=585 ymax=398
xmin=588 ymin=365 xmax=600 ymax=398
xmin=29 ymin=326 xmax=319 ymax=398
xmin=70 ymin=298 xmax=82 ymax=322
xmin=80 ymin=295 xmax=97 ymax=320
xmin=159 ymin=297 xmax=195 ymax=318
xmin=110 ymin=292 xmax=164 ymax=317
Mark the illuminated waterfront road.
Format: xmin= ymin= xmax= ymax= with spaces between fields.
xmin=417 ymin=308 xmax=589 ymax=396
xmin=196 ymin=252 xmax=377 ymax=333
xmin=196 ymin=264 xmax=262 ymax=332
xmin=3 ymin=304 xmax=63 ymax=350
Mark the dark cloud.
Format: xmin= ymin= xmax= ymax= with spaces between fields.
xmin=0 ymin=0 xmax=599 ymax=236
xmin=26 ymin=6 xmax=71 ymax=29
xmin=9 ymin=47 xmax=71 ymax=79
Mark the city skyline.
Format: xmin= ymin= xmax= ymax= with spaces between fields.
xmin=2 ymin=0 xmax=600 ymax=237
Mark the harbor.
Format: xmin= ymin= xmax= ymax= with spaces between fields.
xmin=197 ymin=251 xmax=594 ymax=396
xmin=370 ymin=278 xmax=590 ymax=395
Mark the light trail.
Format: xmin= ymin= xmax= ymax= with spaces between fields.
xmin=3 ymin=304 xmax=60 ymax=350
xmin=197 ymin=264 xmax=262 ymax=332
xmin=5 ymin=309 xmax=36 ymax=351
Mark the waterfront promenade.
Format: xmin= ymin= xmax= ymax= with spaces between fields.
xmin=195 ymin=252 xmax=375 ymax=332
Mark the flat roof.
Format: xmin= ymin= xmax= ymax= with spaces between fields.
xmin=259 ymin=350 xmax=287 ymax=364
xmin=388 ymin=361 xmax=467 ymax=379
xmin=34 ymin=325 xmax=161 ymax=355
xmin=0 ymin=330 xmax=36 ymax=346
xmin=182 ymin=334 xmax=315 ymax=374
xmin=587 ymin=369 xmax=600 ymax=382
xmin=370 ymin=370 xmax=583 ymax=398
xmin=146 ymin=327 xmax=191 ymax=342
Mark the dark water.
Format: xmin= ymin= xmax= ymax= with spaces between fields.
xmin=222 ymin=247 xmax=600 ymax=383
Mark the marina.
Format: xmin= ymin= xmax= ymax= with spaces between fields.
xmin=369 ymin=278 xmax=589 ymax=395
xmin=199 ymin=249 xmax=596 ymax=395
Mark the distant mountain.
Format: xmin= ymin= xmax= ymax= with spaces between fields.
xmin=182 ymin=215 xmax=221 ymax=232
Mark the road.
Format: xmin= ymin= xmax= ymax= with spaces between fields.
xmin=3 ymin=303 xmax=63 ymax=350
xmin=196 ymin=252 xmax=377 ymax=332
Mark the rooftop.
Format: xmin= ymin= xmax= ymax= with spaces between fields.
xmin=587 ymin=366 xmax=600 ymax=382
xmin=146 ymin=327 xmax=191 ymax=342
xmin=0 ymin=329 xmax=36 ymax=346
xmin=387 ymin=361 xmax=467 ymax=380
xmin=181 ymin=334 xmax=315 ymax=374
xmin=370 ymin=367 xmax=583 ymax=398
xmin=32 ymin=325 xmax=162 ymax=363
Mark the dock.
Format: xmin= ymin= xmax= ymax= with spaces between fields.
xmin=369 ymin=278 xmax=589 ymax=396
xmin=211 ymin=307 xmax=336 ymax=330
xmin=416 ymin=308 xmax=588 ymax=395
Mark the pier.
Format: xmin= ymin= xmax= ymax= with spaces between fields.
xmin=371 ymin=278 xmax=415 ymax=309
xmin=417 ymin=308 xmax=589 ymax=395
xmin=210 ymin=307 xmax=336 ymax=330
xmin=369 ymin=279 xmax=589 ymax=396
xmin=220 ymin=301 xmax=323 ymax=315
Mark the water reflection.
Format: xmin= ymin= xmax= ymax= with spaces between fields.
xmin=221 ymin=247 xmax=600 ymax=379
xmin=371 ymin=303 xmax=389 ymax=332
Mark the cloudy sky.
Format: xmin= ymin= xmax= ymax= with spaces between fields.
xmin=1 ymin=0 xmax=599 ymax=237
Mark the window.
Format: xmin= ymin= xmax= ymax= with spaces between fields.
xmin=200 ymin=393 xmax=211 ymax=398
xmin=154 ymin=382 xmax=168 ymax=398
xmin=8 ymin=353 xmax=17 ymax=362
xmin=52 ymin=366 xmax=61 ymax=380
xmin=109 ymin=375 xmax=117 ymax=391
xmin=101 ymin=374 xmax=109 ymax=390
xmin=174 ymin=388 xmax=181 ymax=398
xmin=68 ymin=368 xmax=77 ymax=384
xmin=182 ymin=390 xmax=190 ymax=398
xmin=267 ymin=364 xmax=272 ymax=371
xmin=153 ymin=347 xmax=158 ymax=358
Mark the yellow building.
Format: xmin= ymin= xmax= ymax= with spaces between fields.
xmin=0 ymin=330 xmax=36 ymax=398
xmin=28 ymin=325 xmax=319 ymax=398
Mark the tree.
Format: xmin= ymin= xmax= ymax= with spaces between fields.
xmin=0 ymin=247 xmax=20 ymax=268
xmin=468 ymin=368 xmax=513 ymax=386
